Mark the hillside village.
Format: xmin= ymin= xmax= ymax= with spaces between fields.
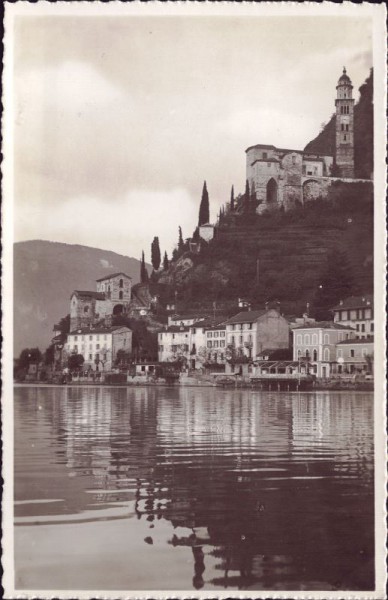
xmin=16 ymin=68 xmax=374 ymax=388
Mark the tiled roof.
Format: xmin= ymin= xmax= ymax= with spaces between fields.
xmin=95 ymin=272 xmax=132 ymax=282
xmin=160 ymin=326 xmax=190 ymax=333
xmin=224 ymin=310 xmax=265 ymax=325
xmin=245 ymin=144 xmax=276 ymax=152
xmin=332 ymin=294 xmax=373 ymax=311
xmin=251 ymin=158 xmax=280 ymax=165
xmin=69 ymin=326 xmax=131 ymax=335
xmin=72 ymin=290 xmax=106 ymax=300
xmin=293 ymin=321 xmax=355 ymax=331
xmin=337 ymin=337 xmax=374 ymax=345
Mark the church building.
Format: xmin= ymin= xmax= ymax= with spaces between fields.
xmin=246 ymin=68 xmax=358 ymax=211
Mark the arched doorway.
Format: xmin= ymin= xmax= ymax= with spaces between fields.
xmin=266 ymin=178 xmax=278 ymax=204
xmin=113 ymin=304 xmax=124 ymax=316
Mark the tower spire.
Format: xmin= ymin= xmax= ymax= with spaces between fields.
xmin=334 ymin=67 xmax=355 ymax=178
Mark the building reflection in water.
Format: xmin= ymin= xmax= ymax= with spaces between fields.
xmin=15 ymin=386 xmax=374 ymax=591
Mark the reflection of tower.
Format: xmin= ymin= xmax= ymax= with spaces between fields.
xmin=335 ymin=67 xmax=355 ymax=178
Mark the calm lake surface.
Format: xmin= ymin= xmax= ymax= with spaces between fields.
xmin=14 ymin=386 xmax=374 ymax=592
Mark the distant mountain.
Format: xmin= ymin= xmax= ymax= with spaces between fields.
xmin=14 ymin=240 xmax=149 ymax=356
xmin=304 ymin=70 xmax=373 ymax=179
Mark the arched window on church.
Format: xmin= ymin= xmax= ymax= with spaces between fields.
xmin=119 ymin=279 xmax=123 ymax=288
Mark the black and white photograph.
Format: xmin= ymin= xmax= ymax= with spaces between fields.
xmin=2 ymin=2 xmax=387 ymax=598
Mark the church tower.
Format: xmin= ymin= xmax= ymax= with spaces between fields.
xmin=335 ymin=67 xmax=355 ymax=178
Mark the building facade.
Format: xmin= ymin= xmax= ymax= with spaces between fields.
xmin=65 ymin=325 xmax=132 ymax=371
xmin=334 ymin=337 xmax=374 ymax=375
xmin=332 ymin=294 xmax=374 ymax=339
xmin=70 ymin=272 xmax=132 ymax=330
xmin=158 ymin=325 xmax=190 ymax=363
xmin=224 ymin=309 xmax=290 ymax=360
xmin=292 ymin=322 xmax=356 ymax=378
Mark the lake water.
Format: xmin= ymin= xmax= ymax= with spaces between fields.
xmin=14 ymin=386 xmax=374 ymax=592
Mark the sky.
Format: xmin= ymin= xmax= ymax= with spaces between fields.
xmin=13 ymin=12 xmax=373 ymax=261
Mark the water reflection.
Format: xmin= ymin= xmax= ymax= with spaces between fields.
xmin=14 ymin=386 xmax=374 ymax=591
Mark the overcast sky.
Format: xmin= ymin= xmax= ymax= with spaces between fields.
xmin=13 ymin=13 xmax=372 ymax=261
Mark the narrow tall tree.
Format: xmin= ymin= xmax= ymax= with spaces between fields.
xmin=163 ymin=251 xmax=169 ymax=271
xmin=250 ymin=181 xmax=257 ymax=212
xmin=151 ymin=237 xmax=161 ymax=271
xmin=198 ymin=181 xmax=210 ymax=226
xmin=244 ymin=179 xmax=250 ymax=212
xmin=230 ymin=185 xmax=235 ymax=211
xmin=178 ymin=226 xmax=184 ymax=250
xmin=140 ymin=250 xmax=149 ymax=283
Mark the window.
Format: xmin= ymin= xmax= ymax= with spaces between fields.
xmin=231 ymin=336 xmax=235 ymax=345
xmin=361 ymin=324 xmax=365 ymax=332
xmin=292 ymin=155 xmax=296 ymax=165
xmin=96 ymin=344 xmax=100 ymax=350
xmin=119 ymin=279 xmax=123 ymax=288
xmin=207 ymin=341 xmax=212 ymax=348
xmin=356 ymin=324 xmax=360 ymax=331
xmin=74 ymin=345 xmax=78 ymax=353
xmin=220 ymin=353 xmax=224 ymax=361
xmin=214 ymin=340 xmax=219 ymax=348
xmin=84 ymin=306 xmax=89 ymax=313
xmin=119 ymin=291 xmax=123 ymax=300
xmin=220 ymin=340 xmax=225 ymax=348
xmin=214 ymin=332 xmax=219 ymax=338
xmin=371 ymin=322 xmax=374 ymax=332
xmin=248 ymin=334 xmax=252 ymax=343
xmin=220 ymin=331 xmax=225 ymax=337
xmin=324 ymin=334 xmax=329 ymax=345
xmin=313 ymin=349 xmax=317 ymax=362
xmin=95 ymin=353 xmax=100 ymax=361
xmin=89 ymin=354 xmax=92 ymax=360
xmin=304 ymin=334 xmax=310 ymax=345
xmin=232 ymin=324 xmax=236 ymax=331
xmin=74 ymin=336 xmax=78 ymax=341
xmin=89 ymin=336 xmax=93 ymax=341
xmin=344 ymin=135 xmax=347 ymax=142
xmin=346 ymin=124 xmax=349 ymax=131
xmin=263 ymin=152 xmax=267 ymax=159
xmin=337 ymin=349 xmax=342 ymax=358
xmin=324 ymin=348 xmax=330 ymax=361
xmin=350 ymin=349 xmax=355 ymax=358
xmin=297 ymin=334 xmax=302 ymax=345
xmin=172 ymin=334 xmax=175 ymax=339
xmin=239 ymin=336 xmax=243 ymax=344
xmin=312 ymin=334 xmax=318 ymax=345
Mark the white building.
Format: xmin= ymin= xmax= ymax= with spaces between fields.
xmin=205 ymin=324 xmax=227 ymax=366
xmin=158 ymin=325 xmax=190 ymax=363
xmin=292 ymin=322 xmax=356 ymax=378
xmin=334 ymin=337 xmax=374 ymax=375
xmin=65 ymin=326 xmax=132 ymax=371
xmin=332 ymin=294 xmax=374 ymax=339
xmin=224 ymin=309 xmax=290 ymax=360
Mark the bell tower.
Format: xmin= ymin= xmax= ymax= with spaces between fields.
xmin=335 ymin=67 xmax=355 ymax=178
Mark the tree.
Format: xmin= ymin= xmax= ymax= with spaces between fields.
xmin=140 ymin=250 xmax=149 ymax=283
xmin=163 ymin=251 xmax=169 ymax=271
xmin=151 ymin=237 xmax=161 ymax=271
xmin=230 ymin=185 xmax=235 ymax=211
xmin=44 ymin=345 xmax=55 ymax=366
xmin=17 ymin=347 xmax=42 ymax=370
xmin=198 ymin=181 xmax=210 ymax=226
xmin=313 ymin=249 xmax=357 ymax=320
xmin=244 ymin=179 xmax=250 ymax=212
xmin=250 ymin=181 xmax=257 ymax=212
xmin=67 ymin=353 xmax=85 ymax=371
xmin=178 ymin=226 xmax=184 ymax=250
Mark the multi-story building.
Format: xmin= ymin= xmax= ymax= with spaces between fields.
xmin=65 ymin=325 xmax=132 ymax=372
xmin=158 ymin=325 xmax=190 ymax=363
xmin=334 ymin=337 xmax=374 ymax=375
xmin=205 ymin=324 xmax=227 ymax=366
xmin=70 ymin=272 xmax=132 ymax=330
xmin=292 ymin=322 xmax=356 ymax=378
xmin=332 ymin=294 xmax=374 ymax=339
xmin=224 ymin=309 xmax=290 ymax=360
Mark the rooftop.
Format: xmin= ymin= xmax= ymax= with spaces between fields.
xmin=95 ymin=272 xmax=132 ymax=282
xmin=160 ymin=325 xmax=190 ymax=334
xmin=293 ymin=321 xmax=356 ymax=331
xmin=69 ymin=326 xmax=131 ymax=335
xmin=332 ymin=294 xmax=373 ymax=311
xmin=224 ymin=310 xmax=265 ymax=325
xmin=71 ymin=290 xmax=106 ymax=300
xmin=337 ymin=337 xmax=374 ymax=345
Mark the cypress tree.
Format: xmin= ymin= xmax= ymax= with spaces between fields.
xmin=151 ymin=237 xmax=161 ymax=271
xmin=198 ymin=181 xmax=210 ymax=226
xmin=230 ymin=185 xmax=235 ymax=211
xmin=250 ymin=181 xmax=257 ymax=212
xmin=140 ymin=251 xmax=149 ymax=283
xmin=163 ymin=251 xmax=169 ymax=271
xmin=178 ymin=226 xmax=184 ymax=250
xmin=244 ymin=179 xmax=250 ymax=212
